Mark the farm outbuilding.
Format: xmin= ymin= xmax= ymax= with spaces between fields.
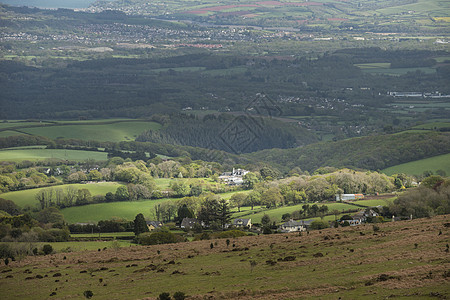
xmin=335 ymin=194 xmax=364 ymax=201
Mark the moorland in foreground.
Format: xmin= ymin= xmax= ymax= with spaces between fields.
xmin=1 ymin=215 xmax=449 ymax=299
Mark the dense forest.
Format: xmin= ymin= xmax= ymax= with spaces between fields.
xmin=136 ymin=113 xmax=318 ymax=153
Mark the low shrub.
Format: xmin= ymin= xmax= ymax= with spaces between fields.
xmin=138 ymin=231 xmax=183 ymax=245
xmin=42 ymin=244 xmax=53 ymax=255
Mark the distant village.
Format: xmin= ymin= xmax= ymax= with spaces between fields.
xmin=387 ymin=91 xmax=450 ymax=98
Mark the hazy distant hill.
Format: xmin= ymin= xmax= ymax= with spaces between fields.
xmin=89 ymin=0 xmax=450 ymax=33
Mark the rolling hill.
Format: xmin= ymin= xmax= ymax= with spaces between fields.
xmin=246 ymin=131 xmax=450 ymax=173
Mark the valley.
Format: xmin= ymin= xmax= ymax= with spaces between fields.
xmin=0 ymin=0 xmax=449 ymax=298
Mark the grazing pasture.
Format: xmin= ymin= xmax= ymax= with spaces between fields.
xmin=61 ymin=198 xmax=172 ymax=223
xmin=0 ymin=121 xmax=52 ymax=129
xmin=358 ymin=65 xmax=436 ymax=75
xmin=382 ymin=153 xmax=450 ymax=176
xmin=61 ymin=188 xmax=247 ymax=224
xmin=352 ymin=197 xmax=396 ymax=207
xmin=412 ymin=122 xmax=450 ymax=130
xmin=70 ymin=232 xmax=135 ymax=239
xmin=1 ymin=182 xmax=123 ymax=208
xmin=0 ymin=131 xmax=26 ymax=138
xmin=0 ymin=148 xmax=108 ymax=162
xmin=19 ymin=121 xmax=161 ymax=142
xmin=1 ymin=215 xmax=448 ymax=299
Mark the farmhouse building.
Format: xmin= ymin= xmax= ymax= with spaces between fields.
xmin=353 ymin=209 xmax=379 ymax=223
xmin=180 ymin=218 xmax=201 ymax=230
xmin=219 ymin=168 xmax=249 ymax=185
xmin=232 ymin=218 xmax=252 ymax=229
xmin=342 ymin=209 xmax=380 ymax=226
xmin=335 ymin=193 xmax=364 ymax=201
xmin=279 ymin=219 xmax=312 ymax=232
xmin=146 ymin=221 xmax=163 ymax=231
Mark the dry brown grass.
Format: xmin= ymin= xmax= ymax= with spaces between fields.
xmin=1 ymin=215 xmax=449 ymax=299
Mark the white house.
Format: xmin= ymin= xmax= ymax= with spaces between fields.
xmin=232 ymin=218 xmax=252 ymax=229
xmin=219 ymin=168 xmax=249 ymax=185
xmin=342 ymin=209 xmax=380 ymax=226
xmin=279 ymin=219 xmax=311 ymax=232
xmin=353 ymin=209 xmax=379 ymax=223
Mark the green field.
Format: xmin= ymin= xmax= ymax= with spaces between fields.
xmin=0 ymin=148 xmax=108 ymax=162
xmin=0 ymin=130 xmax=26 ymax=137
xmin=231 ymin=202 xmax=356 ymax=224
xmin=382 ymin=153 xmax=450 ymax=176
xmin=434 ymin=56 xmax=450 ymax=63
xmin=355 ymin=62 xmax=391 ymax=69
xmin=361 ymin=67 xmax=436 ymax=75
xmin=412 ymin=121 xmax=450 ymax=130
xmin=376 ymin=0 xmax=450 ymax=16
xmin=202 ymin=66 xmax=248 ymax=76
xmin=19 ymin=121 xmax=161 ymax=142
xmin=354 ymin=61 xmax=437 ymax=75
xmin=0 ymin=121 xmax=52 ymax=129
xmin=353 ymin=197 xmax=396 ymax=207
xmin=61 ymin=198 xmax=172 ymax=223
xmin=2 ymin=145 xmax=47 ymax=150
xmin=149 ymin=66 xmax=206 ymax=73
xmin=70 ymin=232 xmax=135 ymax=238
xmin=154 ymin=178 xmax=174 ymax=189
xmin=1 ymin=182 xmax=123 ymax=208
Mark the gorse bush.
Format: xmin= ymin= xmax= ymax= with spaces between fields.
xmin=138 ymin=231 xmax=180 ymax=245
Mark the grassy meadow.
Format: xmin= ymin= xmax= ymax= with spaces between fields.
xmin=382 ymin=153 xmax=450 ymax=176
xmin=0 ymin=131 xmax=26 ymax=138
xmin=17 ymin=120 xmax=161 ymax=142
xmin=1 ymin=215 xmax=448 ymax=299
xmin=1 ymin=182 xmax=123 ymax=208
xmin=61 ymin=198 xmax=171 ymax=223
xmin=412 ymin=122 xmax=450 ymax=130
xmin=0 ymin=148 xmax=108 ymax=162
xmin=70 ymin=232 xmax=135 ymax=239
xmin=359 ymin=66 xmax=436 ymax=75
xmin=0 ymin=121 xmax=52 ymax=129
xmin=353 ymin=197 xmax=396 ymax=207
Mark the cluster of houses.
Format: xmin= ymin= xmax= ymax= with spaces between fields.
xmin=387 ymin=91 xmax=450 ymax=98
xmin=146 ymin=207 xmax=382 ymax=233
xmin=341 ymin=209 xmax=380 ymax=226
xmin=177 ymin=218 xmax=253 ymax=230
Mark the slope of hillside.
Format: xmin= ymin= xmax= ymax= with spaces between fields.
xmin=382 ymin=153 xmax=450 ymax=176
xmin=2 ymin=215 xmax=449 ymax=299
xmin=246 ymin=131 xmax=450 ymax=173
